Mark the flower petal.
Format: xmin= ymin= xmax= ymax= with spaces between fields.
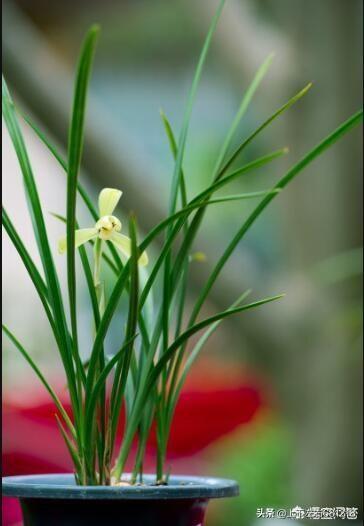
xmin=98 ymin=188 xmax=122 ymax=217
xmin=110 ymin=232 xmax=148 ymax=266
xmin=58 ymin=228 xmax=98 ymax=254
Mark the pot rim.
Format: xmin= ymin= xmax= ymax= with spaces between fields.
xmin=2 ymin=473 xmax=239 ymax=500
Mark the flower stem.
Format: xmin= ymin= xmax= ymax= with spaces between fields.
xmin=93 ymin=238 xmax=103 ymax=288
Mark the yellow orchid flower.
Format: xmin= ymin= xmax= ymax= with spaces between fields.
xmin=58 ymin=188 xmax=148 ymax=266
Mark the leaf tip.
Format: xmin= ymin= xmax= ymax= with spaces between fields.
xmin=89 ymin=23 xmax=101 ymax=36
xmin=129 ymin=210 xmax=137 ymax=221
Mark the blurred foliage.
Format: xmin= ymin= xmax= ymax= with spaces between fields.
xmin=206 ymin=414 xmax=293 ymax=526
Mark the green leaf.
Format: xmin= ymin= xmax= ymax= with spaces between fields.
xmin=160 ymin=110 xmax=188 ymax=211
xmin=156 ymin=74 xmax=306 ymax=397
xmin=66 ymin=25 xmax=99 ymax=385
xmin=162 ymin=0 xmax=226 ymax=393
xmin=51 ymin=212 xmax=100 ymax=333
xmin=86 ymin=264 xmax=130 ymax=398
xmin=83 ymin=335 xmax=138 ymax=460
xmin=158 ymin=291 xmax=253 ymax=469
xmin=167 ymin=290 xmax=252 ymax=420
xmin=2 ymin=76 xmax=80 ymax=425
xmin=212 ymin=52 xmax=275 ymax=176
xmin=160 ymin=111 xmax=189 ymax=343
xmin=189 ymin=109 xmax=363 ymax=325
xmin=218 ymin=82 xmax=312 ymax=178
xmin=55 ymin=414 xmax=82 ymax=475
xmin=2 ymin=324 xmax=76 ymax=437
xmin=2 ymin=208 xmax=55 ymax=332
xmin=140 ymin=148 xmax=287 ymax=309
xmin=22 ymin=113 xmax=95 ymax=215
xmin=159 ymin=53 xmax=278 ymax=364
xmin=168 ymin=0 xmax=225 ymax=215
xmin=112 ymin=294 xmax=283 ymax=480
xmin=140 ymin=156 xmax=282 ymax=333
xmin=149 ymin=295 xmax=284 ymax=390
xmin=168 ymin=84 xmax=312 ymax=309
xmin=190 ymin=150 xmax=287 ymax=205
xmin=109 ymin=216 xmax=140 ymax=450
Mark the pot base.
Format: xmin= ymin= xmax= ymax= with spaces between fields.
xmin=20 ymin=496 xmax=208 ymax=526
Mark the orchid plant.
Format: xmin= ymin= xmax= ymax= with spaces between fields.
xmin=2 ymin=0 xmax=362 ymax=487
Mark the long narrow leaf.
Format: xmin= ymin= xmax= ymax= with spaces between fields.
xmin=189 ymin=109 xmax=363 ymax=325
xmin=66 ymin=25 xmax=99 ymax=383
xmin=2 ymin=208 xmax=54 ymax=330
xmin=217 ymin=83 xmax=313 ymax=180
xmin=169 ymin=84 xmax=313 ymax=306
xmin=109 ymin=216 xmax=140 ymax=450
xmin=160 ymin=111 xmax=189 ymax=343
xmin=55 ymin=414 xmax=82 ymax=475
xmin=112 ymin=293 xmax=283 ymax=479
xmin=167 ymin=290 xmax=252 ymax=418
xmin=162 ymin=0 xmax=225 ymax=387
xmin=2 ymin=77 xmax=80 ymax=425
xmin=2 ymin=325 xmax=75 ymax=437
xmin=212 ymin=53 xmax=274 ymax=176
xmin=168 ymin=0 xmax=225 ymax=214
xmin=149 ymin=295 xmax=284 ymax=389
xmin=83 ymin=335 xmax=138 ymax=459
xmin=140 ymin=148 xmax=287 ymax=309
xmin=22 ymin=113 xmax=96 ymax=216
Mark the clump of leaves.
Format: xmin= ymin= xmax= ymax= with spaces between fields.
xmin=2 ymin=0 xmax=362 ymax=486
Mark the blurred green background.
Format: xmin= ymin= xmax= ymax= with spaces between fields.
xmin=2 ymin=0 xmax=363 ymax=524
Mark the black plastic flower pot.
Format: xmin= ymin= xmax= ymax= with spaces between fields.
xmin=2 ymin=473 xmax=239 ymax=526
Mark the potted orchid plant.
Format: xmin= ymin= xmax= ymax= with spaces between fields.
xmin=2 ymin=1 xmax=362 ymax=525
